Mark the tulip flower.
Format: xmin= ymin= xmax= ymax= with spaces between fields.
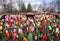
xmin=12 ymin=32 xmax=17 ymax=39
xmin=56 ymin=19 xmax=58 ymax=22
xmin=57 ymin=25 xmax=60 ymax=30
xmin=16 ymin=16 xmax=19 ymax=20
xmin=54 ymin=33 xmax=59 ymax=38
xmin=6 ymin=32 xmax=10 ymax=38
xmin=13 ymin=29 xmax=16 ymax=32
xmin=49 ymin=26 xmax=52 ymax=30
xmin=42 ymin=34 xmax=47 ymax=40
xmin=26 ymin=20 xmax=30 ymax=25
xmin=0 ymin=22 xmax=3 ymax=25
xmin=0 ymin=26 xmax=3 ymax=30
xmin=41 ymin=29 xmax=45 ymax=33
xmin=34 ymin=36 xmax=37 ymax=40
xmin=45 ymin=16 xmax=49 ymax=20
xmin=56 ymin=28 xmax=59 ymax=33
xmin=23 ymin=37 xmax=28 ymax=41
xmin=8 ymin=21 xmax=12 ymax=27
xmin=29 ymin=26 xmax=34 ymax=32
xmin=18 ymin=28 xmax=23 ymax=34
xmin=16 ymin=21 xmax=19 ymax=25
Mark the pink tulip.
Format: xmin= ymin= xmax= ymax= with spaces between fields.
xmin=5 ymin=15 xmax=9 ymax=21
xmin=8 ymin=16 xmax=12 ymax=21
xmin=45 ymin=16 xmax=49 ymax=20
xmin=29 ymin=26 xmax=34 ymax=32
xmin=24 ymin=23 xmax=26 ymax=26
xmin=1 ymin=19 xmax=4 ymax=22
xmin=12 ymin=32 xmax=17 ymax=39
xmin=54 ymin=33 xmax=59 ymax=38
xmin=47 ymin=33 xmax=50 ymax=37
xmin=34 ymin=36 xmax=37 ymax=40
xmin=26 ymin=20 xmax=30 ymax=25
xmin=18 ymin=28 xmax=23 ymax=34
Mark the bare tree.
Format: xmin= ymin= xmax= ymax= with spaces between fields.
xmin=42 ymin=0 xmax=47 ymax=12
xmin=18 ymin=0 xmax=23 ymax=12
xmin=3 ymin=0 xmax=7 ymax=13
xmin=57 ymin=0 xmax=60 ymax=13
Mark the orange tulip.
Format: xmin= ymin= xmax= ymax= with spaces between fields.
xmin=42 ymin=18 xmax=45 ymax=23
xmin=19 ymin=22 xmax=21 ymax=25
xmin=43 ymin=23 xmax=46 ymax=28
xmin=23 ymin=37 xmax=28 ymax=41
xmin=56 ymin=19 xmax=58 ymax=22
xmin=0 ymin=22 xmax=3 ymax=25
xmin=6 ymin=32 xmax=10 ymax=38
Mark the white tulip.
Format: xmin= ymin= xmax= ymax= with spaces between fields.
xmin=56 ymin=28 xmax=59 ymax=33
xmin=14 ymin=29 xmax=16 ymax=32
xmin=6 ymin=30 xmax=8 ymax=33
xmin=49 ymin=26 xmax=52 ymax=30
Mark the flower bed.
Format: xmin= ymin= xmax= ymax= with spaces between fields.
xmin=0 ymin=15 xmax=60 ymax=41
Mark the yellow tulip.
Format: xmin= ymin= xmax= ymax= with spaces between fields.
xmin=0 ymin=26 xmax=3 ymax=30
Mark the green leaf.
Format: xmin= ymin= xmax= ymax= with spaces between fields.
xmin=27 ymin=33 xmax=34 ymax=41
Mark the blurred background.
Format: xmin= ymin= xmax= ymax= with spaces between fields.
xmin=0 ymin=0 xmax=60 ymax=13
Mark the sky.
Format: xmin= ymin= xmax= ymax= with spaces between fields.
xmin=23 ymin=0 xmax=53 ymax=8
xmin=24 ymin=0 xmax=53 ymax=5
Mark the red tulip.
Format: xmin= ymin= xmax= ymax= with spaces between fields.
xmin=8 ymin=21 xmax=12 ymax=27
xmin=42 ymin=34 xmax=47 ymax=40
xmin=16 ymin=16 xmax=18 ymax=20
xmin=52 ymin=20 xmax=55 ymax=23
xmin=57 ymin=25 xmax=60 ymax=30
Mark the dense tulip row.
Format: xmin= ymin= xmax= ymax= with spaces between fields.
xmin=0 ymin=14 xmax=60 ymax=41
